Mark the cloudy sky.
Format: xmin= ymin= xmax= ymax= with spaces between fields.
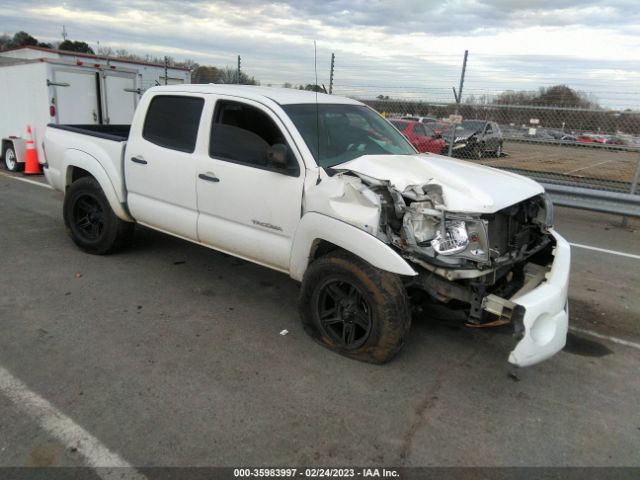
xmin=2 ymin=0 xmax=640 ymax=108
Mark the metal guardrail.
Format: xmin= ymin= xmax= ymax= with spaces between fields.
xmin=494 ymin=150 xmax=640 ymax=217
xmin=541 ymin=183 xmax=640 ymax=217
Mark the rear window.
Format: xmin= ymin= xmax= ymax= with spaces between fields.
xmin=143 ymin=95 xmax=204 ymax=153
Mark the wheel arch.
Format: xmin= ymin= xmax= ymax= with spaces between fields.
xmin=64 ymin=151 xmax=132 ymax=222
xmin=289 ymin=212 xmax=417 ymax=282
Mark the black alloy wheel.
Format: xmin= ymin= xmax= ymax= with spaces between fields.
xmin=72 ymin=193 xmax=105 ymax=241
xmin=63 ymin=176 xmax=134 ymax=255
xmin=316 ymin=279 xmax=373 ymax=349
xmin=299 ymin=250 xmax=411 ymax=364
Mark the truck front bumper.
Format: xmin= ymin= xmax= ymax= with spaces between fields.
xmin=508 ymin=229 xmax=570 ymax=367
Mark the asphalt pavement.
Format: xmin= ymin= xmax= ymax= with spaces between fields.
xmin=0 ymin=173 xmax=638 ymax=472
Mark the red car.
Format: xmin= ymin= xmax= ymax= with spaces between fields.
xmin=389 ymin=119 xmax=446 ymax=154
xmin=577 ymin=134 xmax=606 ymax=144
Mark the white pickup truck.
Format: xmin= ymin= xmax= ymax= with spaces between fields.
xmin=43 ymin=85 xmax=570 ymax=367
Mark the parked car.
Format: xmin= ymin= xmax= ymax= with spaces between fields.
xmin=604 ymin=136 xmax=627 ymax=146
xmin=401 ymin=115 xmax=437 ymax=124
xmin=448 ymin=120 xmax=504 ymax=159
xmin=545 ymin=130 xmax=576 ymax=141
xmin=42 ymin=85 xmax=570 ymax=367
xmin=524 ymin=130 xmax=555 ymax=141
xmin=432 ymin=120 xmax=451 ymax=137
xmin=389 ymin=119 xmax=446 ymax=154
xmin=577 ymin=134 xmax=607 ymax=144
xmin=576 ymin=135 xmax=594 ymax=144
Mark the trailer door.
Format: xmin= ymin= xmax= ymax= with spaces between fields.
xmin=101 ymin=72 xmax=137 ymax=124
xmin=52 ymin=68 xmax=100 ymax=124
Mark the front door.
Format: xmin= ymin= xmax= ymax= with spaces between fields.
xmin=196 ymin=97 xmax=305 ymax=271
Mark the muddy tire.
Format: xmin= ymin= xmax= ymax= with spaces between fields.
xmin=63 ymin=177 xmax=134 ymax=255
xmin=299 ymin=251 xmax=411 ymax=364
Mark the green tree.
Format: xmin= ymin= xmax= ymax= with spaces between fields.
xmin=10 ymin=31 xmax=38 ymax=47
xmin=303 ymin=84 xmax=325 ymax=92
xmin=59 ymin=40 xmax=95 ymax=54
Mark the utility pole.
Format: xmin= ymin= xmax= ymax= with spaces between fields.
xmin=237 ymin=55 xmax=241 ymax=84
xmin=61 ymin=25 xmax=68 ymax=42
xmin=329 ymin=53 xmax=335 ymax=94
xmin=447 ymin=50 xmax=469 ymax=157
xmin=164 ymin=56 xmax=168 ymax=85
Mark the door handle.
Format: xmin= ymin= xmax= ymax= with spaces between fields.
xmin=198 ymin=173 xmax=220 ymax=183
xmin=131 ymin=156 xmax=147 ymax=165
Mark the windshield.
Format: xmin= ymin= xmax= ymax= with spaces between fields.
xmin=453 ymin=120 xmax=486 ymax=136
xmin=282 ymin=104 xmax=416 ymax=168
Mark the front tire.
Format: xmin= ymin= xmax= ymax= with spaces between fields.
xmin=63 ymin=177 xmax=134 ymax=255
xmin=299 ymin=251 xmax=411 ymax=364
xmin=472 ymin=143 xmax=484 ymax=160
xmin=2 ymin=145 xmax=23 ymax=172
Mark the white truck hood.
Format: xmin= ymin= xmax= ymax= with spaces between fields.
xmin=332 ymin=154 xmax=544 ymax=213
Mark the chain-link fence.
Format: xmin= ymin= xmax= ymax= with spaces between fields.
xmin=317 ymin=52 xmax=640 ymax=198
xmin=351 ymin=99 xmax=640 ymax=194
xmin=256 ymin=50 xmax=640 ymax=202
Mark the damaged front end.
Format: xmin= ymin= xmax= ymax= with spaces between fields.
xmin=366 ymin=177 xmax=555 ymax=327
xmin=311 ymin=153 xmax=570 ymax=366
xmin=323 ymin=159 xmax=568 ymax=365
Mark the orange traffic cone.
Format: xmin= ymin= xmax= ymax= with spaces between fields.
xmin=24 ymin=125 xmax=42 ymax=175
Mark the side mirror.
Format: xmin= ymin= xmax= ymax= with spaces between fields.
xmin=266 ymin=143 xmax=288 ymax=169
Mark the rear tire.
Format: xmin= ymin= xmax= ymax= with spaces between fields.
xmin=299 ymin=251 xmax=411 ymax=364
xmin=2 ymin=145 xmax=23 ymax=172
xmin=63 ymin=177 xmax=134 ymax=255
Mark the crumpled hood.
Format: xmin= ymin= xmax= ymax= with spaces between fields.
xmin=332 ymin=154 xmax=544 ymax=213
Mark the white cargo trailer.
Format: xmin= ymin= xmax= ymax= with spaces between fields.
xmin=0 ymin=56 xmax=140 ymax=171
xmin=0 ymin=47 xmax=191 ymax=173
xmin=0 ymin=46 xmax=191 ymax=92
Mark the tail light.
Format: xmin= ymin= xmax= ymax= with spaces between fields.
xmin=49 ymin=105 xmax=56 ymax=117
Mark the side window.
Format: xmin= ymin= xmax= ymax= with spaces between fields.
xmin=210 ymin=101 xmax=299 ymax=175
xmin=143 ymin=95 xmax=204 ymax=153
xmin=423 ymin=125 xmax=436 ymax=137
xmin=412 ymin=124 xmax=426 ymax=135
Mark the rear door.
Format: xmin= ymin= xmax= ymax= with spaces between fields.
xmin=125 ymin=94 xmax=205 ymax=240
xmin=52 ymin=68 xmax=100 ymax=124
xmin=195 ymin=97 xmax=305 ymax=271
xmin=101 ymin=72 xmax=137 ymax=125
